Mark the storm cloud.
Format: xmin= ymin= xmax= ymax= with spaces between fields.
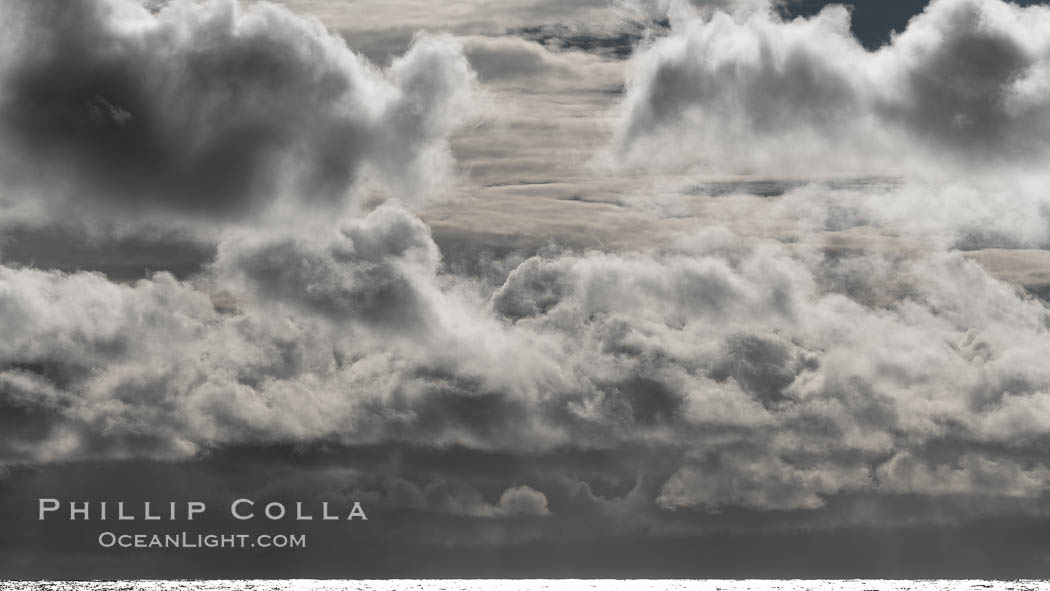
xmin=0 ymin=0 xmax=475 ymax=222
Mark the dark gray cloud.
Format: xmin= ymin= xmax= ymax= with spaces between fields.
xmin=215 ymin=202 xmax=441 ymax=332
xmin=510 ymin=21 xmax=666 ymax=60
xmin=0 ymin=0 xmax=475 ymax=222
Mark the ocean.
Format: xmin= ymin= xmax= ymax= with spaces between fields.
xmin=0 ymin=582 xmax=1046 ymax=591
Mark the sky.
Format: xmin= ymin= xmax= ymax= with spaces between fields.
xmin=3 ymin=0 xmax=1050 ymax=579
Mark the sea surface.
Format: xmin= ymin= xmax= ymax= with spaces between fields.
xmin=0 ymin=582 xmax=1048 ymax=591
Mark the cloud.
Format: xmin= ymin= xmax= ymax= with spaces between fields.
xmin=6 ymin=206 xmax=1050 ymax=522
xmin=876 ymin=452 xmax=1050 ymax=497
xmin=495 ymin=485 xmax=552 ymax=516
xmin=5 ymin=0 xmax=1050 ymax=547
xmin=462 ymin=36 xmax=622 ymax=90
xmin=0 ymin=201 xmax=561 ymax=461
xmin=0 ymin=0 xmax=476 ymax=224
xmin=612 ymin=0 xmax=1050 ymax=174
xmin=405 ymin=480 xmax=550 ymax=517
xmin=277 ymin=0 xmax=648 ymax=60
xmin=214 ymin=202 xmax=442 ymax=333
xmin=658 ymin=449 xmax=871 ymax=511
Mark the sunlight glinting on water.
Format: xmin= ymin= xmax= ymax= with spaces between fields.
xmin=1 ymin=581 xmax=1049 ymax=591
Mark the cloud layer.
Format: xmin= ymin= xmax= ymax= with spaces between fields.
xmin=6 ymin=204 xmax=1050 ymax=520
xmin=3 ymin=0 xmax=1050 ymax=555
